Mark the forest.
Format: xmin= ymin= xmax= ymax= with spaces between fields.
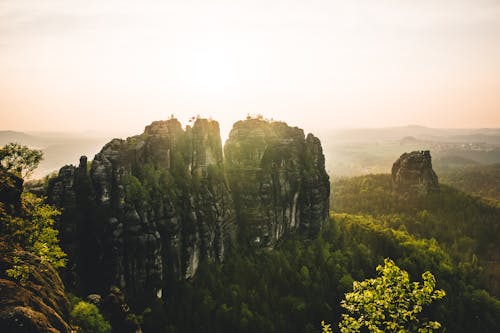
xmin=139 ymin=174 xmax=499 ymax=333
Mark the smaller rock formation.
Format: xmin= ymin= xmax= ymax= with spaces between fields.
xmin=391 ymin=150 xmax=439 ymax=194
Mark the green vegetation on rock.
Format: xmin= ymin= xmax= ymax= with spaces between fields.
xmin=71 ymin=301 xmax=112 ymax=333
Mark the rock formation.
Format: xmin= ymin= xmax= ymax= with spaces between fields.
xmin=0 ymin=245 xmax=72 ymax=333
xmin=224 ymin=118 xmax=330 ymax=246
xmin=47 ymin=118 xmax=236 ymax=304
xmin=391 ymin=150 xmax=439 ymax=194
xmin=0 ymin=168 xmax=23 ymax=215
xmin=46 ymin=117 xmax=330 ymax=305
xmin=0 ymin=169 xmax=72 ymax=333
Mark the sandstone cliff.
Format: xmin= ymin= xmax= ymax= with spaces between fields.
xmin=47 ymin=118 xmax=235 ymax=304
xmin=0 ymin=245 xmax=72 ymax=333
xmin=224 ymin=118 xmax=330 ymax=246
xmin=392 ymin=150 xmax=439 ymax=194
xmin=47 ymin=117 xmax=330 ymax=305
xmin=0 ymin=169 xmax=72 ymax=333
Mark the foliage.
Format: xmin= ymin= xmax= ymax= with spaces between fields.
xmin=339 ymin=259 xmax=445 ymax=333
xmin=15 ymin=192 xmax=65 ymax=267
xmin=3 ymin=192 xmax=66 ymax=282
xmin=331 ymin=174 xmax=500 ymax=294
xmin=0 ymin=143 xmax=43 ymax=178
xmin=70 ymin=301 xmax=112 ymax=333
xmin=321 ymin=321 xmax=333 ymax=333
xmin=439 ymin=164 xmax=500 ymax=201
xmin=5 ymin=256 xmax=31 ymax=284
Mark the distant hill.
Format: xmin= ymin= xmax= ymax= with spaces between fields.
xmin=0 ymin=130 xmax=40 ymax=146
xmin=318 ymin=126 xmax=500 ymax=144
xmin=316 ymin=126 xmax=500 ymax=177
xmin=0 ymin=130 xmax=118 ymax=179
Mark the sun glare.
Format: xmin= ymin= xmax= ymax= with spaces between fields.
xmin=176 ymin=46 xmax=237 ymax=94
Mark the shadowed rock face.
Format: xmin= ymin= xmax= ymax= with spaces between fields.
xmin=0 ymin=168 xmax=23 ymax=215
xmin=0 ymin=171 xmax=71 ymax=333
xmin=224 ymin=119 xmax=330 ymax=247
xmin=47 ymin=117 xmax=329 ymax=304
xmin=47 ymin=118 xmax=235 ymax=304
xmin=0 ymin=246 xmax=72 ymax=333
xmin=392 ymin=150 xmax=439 ymax=194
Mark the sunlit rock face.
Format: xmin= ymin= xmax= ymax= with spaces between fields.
xmin=391 ymin=150 xmax=439 ymax=194
xmin=47 ymin=118 xmax=236 ymax=304
xmin=224 ymin=118 xmax=330 ymax=247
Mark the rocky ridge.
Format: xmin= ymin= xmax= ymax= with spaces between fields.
xmin=47 ymin=118 xmax=235 ymax=304
xmin=46 ymin=117 xmax=330 ymax=304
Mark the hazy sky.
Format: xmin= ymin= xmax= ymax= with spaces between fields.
xmin=1 ymin=0 xmax=499 ymax=138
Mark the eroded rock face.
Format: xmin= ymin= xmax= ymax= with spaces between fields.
xmin=392 ymin=150 xmax=439 ymax=194
xmin=47 ymin=118 xmax=235 ymax=304
xmin=0 ymin=170 xmax=72 ymax=333
xmin=0 ymin=168 xmax=23 ymax=215
xmin=224 ymin=119 xmax=330 ymax=246
xmin=47 ymin=117 xmax=330 ymax=305
xmin=0 ymin=244 xmax=72 ymax=333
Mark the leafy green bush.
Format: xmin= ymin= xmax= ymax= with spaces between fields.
xmin=339 ymin=259 xmax=445 ymax=333
xmin=70 ymin=301 xmax=111 ymax=333
xmin=4 ymin=192 xmax=66 ymax=283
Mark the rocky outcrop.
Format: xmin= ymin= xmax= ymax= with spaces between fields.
xmin=47 ymin=117 xmax=330 ymax=305
xmin=0 ymin=244 xmax=72 ymax=333
xmin=0 ymin=168 xmax=23 ymax=215
xmin=224 ymin=119 xmax=330 ymax=246
xmin=392 ymin=150 xmax=439 ymax=194
xmin=0 ymin=173 xmax=72 ymax=333
xmin=47 ymin=118 xmax=235 ymax=304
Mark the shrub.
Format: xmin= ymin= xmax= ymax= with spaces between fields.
xmin=70 ymin=301 xmax=111 ymax=333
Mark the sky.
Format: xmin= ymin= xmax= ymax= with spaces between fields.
xmin=0 ymin=0 xmax=499 ymax=139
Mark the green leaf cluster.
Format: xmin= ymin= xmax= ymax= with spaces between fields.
xmin=3 ymin=192 xmax=66 ymax=282
xmin=70 ymin=301 xmax=112 ymax=333
xmin=339 ymin=259 xmax=445 ymax=333
xmin=0 ymin=142 xmax=42 ymax=178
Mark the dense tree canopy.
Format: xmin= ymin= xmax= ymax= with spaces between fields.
xmin=136 ymin=210 xmax=499 ymax=333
